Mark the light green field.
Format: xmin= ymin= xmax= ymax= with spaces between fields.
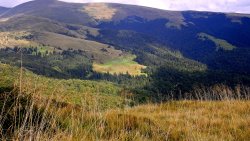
xmin=198 ymin=33 xmax=236 ymax=51
xmin=93 ymin=55 xmax=147 ymax=76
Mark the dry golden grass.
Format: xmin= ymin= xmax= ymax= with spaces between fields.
xmin=0 ymin=18 xmax=9 ymax=22
xmin=0 ymin=31 xmax=38 ymax=48
xmin=1 ymin=78 xmax=250 ymax=141
xmin=14 ymin=100 xmax=248 ymax=141
xmin=83 ymin=3 xmax=117 ymax=20
xmin=125 ymin=101 xmax=250 ymax=140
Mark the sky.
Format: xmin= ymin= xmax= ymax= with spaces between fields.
xmin=0 ymin=0 xmax=250 ymax=14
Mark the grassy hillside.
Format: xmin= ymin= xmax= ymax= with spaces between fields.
xmin=33 ymin=31 xmax=124 ymax=63
xmin=83 ymin=3 xmax=117 ymax=20
xmin=0 ymin=29 xmax=125 ymax=63
xmin=0 ymin=31 xmax=38 ymax=48
xmin=1 ymin=63 xmax=249 ymax=140
xmin=0 ymin=63 xmax=124 ymax=109
xmin=1 ymin=87 xmax=249 ymax=140
xmin=0 ymin=29 xmax=150 ymax=76
xmin=109 ymin=101 xmax=250 ymax=140
xmin=0 ymin=1 xmax=185 ymax=27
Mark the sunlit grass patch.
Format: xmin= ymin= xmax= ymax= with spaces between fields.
xmin=82 ymin=3 xmax=117 ymax=20
xmin=198 ymin=33 xmax=236 ymax=51
xmin=93 ymin=55 xmax=147 ymax=76
xmin=0 ymin=31 xmax=37 ymax=48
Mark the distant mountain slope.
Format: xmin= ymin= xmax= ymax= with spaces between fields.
xmin=0 ymin=1 xmax=222 ymax=28
xmin=0 ymin=0 xmax=96 ymax=26
xmin=0 ymin=0 xmax=249 ymax=75
xmin=0 ymin=0 xmax=185 ymax=26
xmin=96 ymin=11 xmax=250 ymax=73
xmin=1 ymin=1 xmax=248 ymax=27
xmin=0 ymin=6 xmax=9 ymax=14
xmin=0 ymin=9 xmax=205 ymax=74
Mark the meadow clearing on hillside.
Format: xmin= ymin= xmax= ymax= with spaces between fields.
xmin=198 ymin=33 xmax=236 ymax=51
xmin=93 ymin=55 xmax=147 ymax=76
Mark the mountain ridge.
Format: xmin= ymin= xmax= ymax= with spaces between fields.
xmin=1 ymin=1 xmax=250 ymax=25
xmin=0 ymin=6 xmax=9 ymax=14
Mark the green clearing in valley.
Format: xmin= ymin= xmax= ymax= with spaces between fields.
xmin=93 ymin=55 xmax=147 ymax=76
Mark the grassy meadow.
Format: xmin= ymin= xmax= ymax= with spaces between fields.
xmin=198 ymin=33 xmax=236 ymax=51
xmin=93 ymin=55 xmax=147 ymax=76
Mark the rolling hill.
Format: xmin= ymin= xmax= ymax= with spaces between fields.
xmin=1 ymin=0 xmax=249 ymax=73
xmin=0 ymin=0 xmax=249 ymax=96
xmin=0 ymin=6 xmax=9 ymax=14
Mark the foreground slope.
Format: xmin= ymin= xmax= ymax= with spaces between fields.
xmin=0 ymin=0 xmax=249 ymax=98
xmin=1 ymin=64 xmax=249 ymax=140
xmin=0 ymin=63 xmax=124 ymax=108
xmin=1 ymin=86 xmax=249 ymax=140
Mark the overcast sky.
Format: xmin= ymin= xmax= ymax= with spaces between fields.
xmin=1 ymin=0 xmax=250 ymax=14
